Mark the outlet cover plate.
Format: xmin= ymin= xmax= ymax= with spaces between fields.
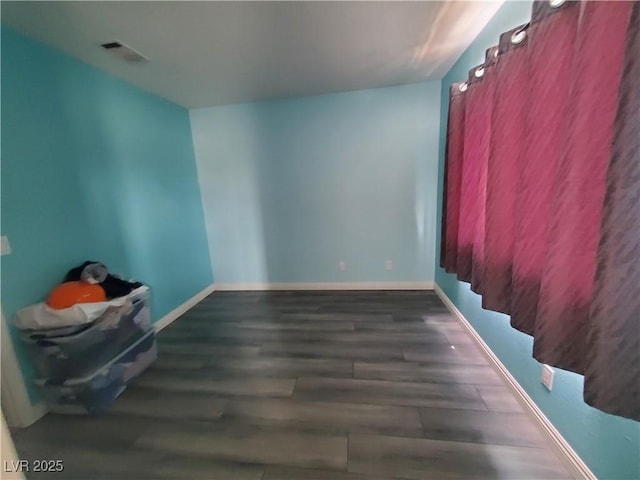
xmin=541 ymin=364 xmax=554 ymax=391
xmin=1 ymin=236 xmax=11 ymax=255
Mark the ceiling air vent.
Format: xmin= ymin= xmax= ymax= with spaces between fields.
xmin=100 ymin=41 xmax=148 ymax=63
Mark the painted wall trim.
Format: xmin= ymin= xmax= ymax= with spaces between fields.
xmin=154 ymin=284 xmax=216 ymax=333
xmin=434 ymin=284 xmax=596 ymax=480
xmin=214 ymin=282 xmax=434 ymax=291
xmin=1 ymin=308 xmax=48 ymax=428
xmin=1 ymin=410 xmax=26 ymax=479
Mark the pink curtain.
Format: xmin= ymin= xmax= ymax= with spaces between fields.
xmin=511 ymin=0 xmax=580 ymax=335
xmin=457 ymin=49 xmax=497 ymax=288
xmin=584 ymin=3 xmax=639 ymax=419
xmin=470 ymin=47 xmax=499 ymax=296
xmin=455 ymin=69 xmax=483 ymax=283
xmin=440 ymin=82 xmax=466 ymax=273
xmin=533 ymin=0 xmax=633 ymax=373
xmin=440 ymin=0 xmax=639 ymax=421
xmin=482 ymin=26 xmax=528 ymax=314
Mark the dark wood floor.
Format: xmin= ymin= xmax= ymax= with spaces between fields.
xmin=13 ymin=290 xmax=572 ymax=479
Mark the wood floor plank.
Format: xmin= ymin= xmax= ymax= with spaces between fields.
xmin=223 ymin=397 xmax=424 ymax=437
xmin=160 ymin=327 xmax=449 ymax=345
xmin=354 ymin=318 xmax=463 ymax=332
xmin=293 ymin=377 xmax=488 ymax=410
xmin=150 ymin=455 xmax=265 ymax=480
xmin=20 ymin=447 xmax=167 ymax=480
xmin=205 ymin=356 xmax=354 ymax=378
xmin=187 ymin=305 xmax=322 ymax=316
xmin=393 ymin=312 xmax=458 ymax=323
xmin=352 ymin=320 xmax=427 ymax=332
xmin=263 ymin=465 xmax=391 ymax=480
xmin=260 ymin=342 xmax=404 ymax=360
xmin=237 ymin=319 xmax=356 ymax=331
xmin=273 ymin=305 xmax=324 ymax=313
xmin=403 ymin=344 xmax=489 ymax=366
xmin=11 ymin=414 xmax=150 ymax=453
xmin=280 ymin=313 xmax=394 ymax=322
xmin=316 ymin=305 xmax=414 ymax=314
xmin=419 ymin=407 xmax=547 ymax=447
xmin=183 ymin=309 xmax=279 ymax=319
xmin=354 ymin=361 xmax=503 ymax=385
xmin=151 ymin=352 xmax=207 ymax=370
xmin=108 ymin=386 xmax=228 ymax=421
xmin=135 ymin=369 xmax=296 ymax=397
xmin=23 ymin=446 xmax=266 ymax=480
xmin=157 ymin=343 xmax=261 ymax=357
xmin=135 ymin=423 xmax=348 ymax=471
xmin=443 ymin=329 xmax=484 ymax=346
xmin=348 ymin=433 xmax=572 ymax=479
xmin=476 ymin=385 xmax=526 ymax=413
xmin=297 ymin=331 xmax=449 ymax=345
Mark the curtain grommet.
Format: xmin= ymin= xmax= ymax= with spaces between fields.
xmin=549 ymin=0 xmax=567 ymax=8
xmin=474 ymin=67 xmax=485 ymax=78
xmin=458 ymin=82 xmax=468 ymax=92
xmin=511 ymin=30 xmax=527 ymax=45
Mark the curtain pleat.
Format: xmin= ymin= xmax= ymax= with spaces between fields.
xmin=533 ymin=0 xmax=633 ymax=374
xmin=584 ymin=2 xmax=640 ymax=419
xmin=509 ymin=1 xmax=580 ymax=336
xmin=470 ymin=47 xmax=499 ymax=296
xmin=457 ymin=58 xmax=496 ymax=286
xmin=440 ymin=83 xmax=467 ymax=273
xmin=482 ymin=27 xmax=528 ymax=314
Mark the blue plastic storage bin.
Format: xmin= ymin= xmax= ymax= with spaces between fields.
xmin=22 ymin=293 xmax=152 ymax=381
xmin=34 ymin=330 xmax=157 ymax=415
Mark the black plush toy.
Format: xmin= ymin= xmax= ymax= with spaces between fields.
xmin=65 ymin=261 xmax=144 ymax=300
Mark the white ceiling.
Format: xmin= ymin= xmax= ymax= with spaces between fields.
xmin=1 ymin=1 xmax=502 ymax=108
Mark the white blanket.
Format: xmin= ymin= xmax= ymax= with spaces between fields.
xmin=14 ymin=285 xmax=149 ymax=331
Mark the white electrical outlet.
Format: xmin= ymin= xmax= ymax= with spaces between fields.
xmin=385 ymin=260 xmax=393 ymax=271
xmin=1 ymin=236 xmax=11 ymax=256
xmin=338 ymin=261 xmax=346 ymax=271
xmin=541 ymin=364 xmax=554 ymax=391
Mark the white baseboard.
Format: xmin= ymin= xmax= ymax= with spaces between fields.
xmin=27 ymin=402 xmax=48 ymax=425
xmin=434 ymin=284 xmax=596 ymax=480
xmin=213 ymin=281 xmax=434 ymax=291
xmin=4 ymin=401 xmax=47 ymax=430
xmin=154 ymin=284 xmax=215 ymax=333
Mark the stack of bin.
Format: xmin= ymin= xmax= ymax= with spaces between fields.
xmin=18 ymin=288 xmax=157 ymax=414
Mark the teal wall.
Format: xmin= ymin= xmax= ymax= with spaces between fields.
xmin=434 ymin=2 xmax=640 ymax=479
xmin=1 ymin=28 xmax=213 ymax=401
xmin=191 ymin=82 xmax=441 ymax=285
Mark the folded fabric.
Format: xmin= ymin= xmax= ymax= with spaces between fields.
xmin=14 ymin=285 xmax=149 ymax=331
